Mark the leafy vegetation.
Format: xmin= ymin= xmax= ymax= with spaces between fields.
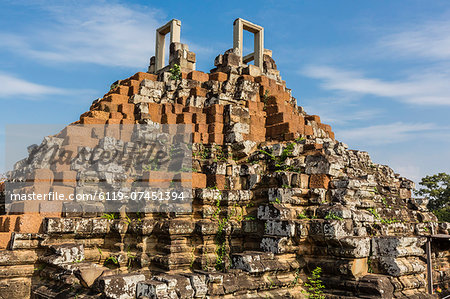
xmin=258 ymin=144 xmax=302 ymax=172
xmin=324 ymin=211 xmax=343 ymax=221
xmin=101 ymin=213 xmax=117 ymax=220
xmin=104 ymin=255 xmax=119 ymax=266
xmin=303 ymin=267 xmax=325 ymax=299
xmin=297 ymin=212 xmax=309 ymax=219
xmin=169 ymin=63 xmax=182 ymax=80
xmin=367 ymin=208 xmax=399 ymax=224
xmin=416 ymin=172 xmax=450 ymax=222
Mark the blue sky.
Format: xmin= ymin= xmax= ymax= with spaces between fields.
xmin=1 ymin=0 xmax=449 ymax=184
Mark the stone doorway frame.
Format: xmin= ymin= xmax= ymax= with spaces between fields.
xmin=155 ymin=19 xmax=181 ymax=71
xmin=233 ymin=18 xmax=264 ymax=68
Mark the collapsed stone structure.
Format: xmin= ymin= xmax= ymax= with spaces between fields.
xmin=0 ymin=18 xmax=449 ymax=299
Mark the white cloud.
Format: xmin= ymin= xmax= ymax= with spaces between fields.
xmin=302 ymin=96 xmax=383 ymax=126
xmin=0 ymin=1 xmax=163 ymax=68
xmin=0 ymin=72 xmax=67 ymax=98
xmin=380 ymin=19 xmax=450 ymax=61
xmin=391 ymin=164 xmax=422 ymax=184
xmin=337 ymin=122 xmax=439 ymax=145
xmin=302 ymin=65 xmax=450 ymax=106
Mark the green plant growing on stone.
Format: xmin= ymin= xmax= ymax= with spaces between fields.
xmin=303 ymin=267 xmax=325 ymax=299
xmin=189 ymin=247 xmax=196 ymax=268
xmin=297 ymin=212 xmax=309 ymax=220
xmin=267 ymin=276 xmax=276 ymax=289
xmin=368 ymin=208 xmax=398 ymax=224
xmin=324 ymin=211 xmax=343 ymax=221
xmin=104 ymin=256 xmax=119 ymax=266
xmin=295 ymin=136 xmax=305 ymax=143
xmin=233 ymin=204 xmax=244 ymax=222
xmin=290 ymin=268 xmax=301 ymax=287
xmin=202 ymin=249 xmax=210 ymax=271
xmin=260 ymin=144 xmax=295 ymax=172
xmin=214 ymin=145 xmax=227 ymax=162
xmin=282 ymin=184 xmax=292 ymax=189
xmin=262 ymin=89 xmax=270 ymax=106
xmin=367 ymin=258 xmax=373 ymax=273
xmin=101 ymin=213 xmax=117 ymax=220
xmin=214 ymin=216 xmax=230 ymax=271
xmin=72 ymin=258 xmax=84 ymax=264
xmin=169 ymin=64 xmax=182 ymax=80
xmin=244 ymin=216 xmax=255 ymax=220
xmin=212 ymin=189 xmax=222 ymax=220
xmin=126 ymin=247 xmax=136 ymax=269
xmin=259 ymin=149 xmax=275 ymax=160
xmin=281 ymin=143 xmax=294 ymax=160
xmin=34 ymin=264 xmax=46 ymax=272
xmin=96 ymin=247 xmax=103 ymax=263
xmin=143 ymin=160 xmax=160 ymax=171
xmin=200 ymin=147 xmax=211 ymax=159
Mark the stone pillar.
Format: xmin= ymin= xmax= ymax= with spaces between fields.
xmin=233 ymin=18 xmax=264 ymax=68
xmin=155 ymin=19 xmax=181 ymax=72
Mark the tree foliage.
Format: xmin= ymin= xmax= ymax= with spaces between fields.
xmin=416 ymin=173 xmax=450 ymax=222
xmin=303 ymin=267 xmax=325 ymax=299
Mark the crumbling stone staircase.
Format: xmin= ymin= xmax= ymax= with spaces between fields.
xmin=0 ymin=18 xmax=448 ymax=299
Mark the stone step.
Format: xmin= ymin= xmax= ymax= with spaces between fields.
xmin=95 ymin=273 xmax=146 ymax=299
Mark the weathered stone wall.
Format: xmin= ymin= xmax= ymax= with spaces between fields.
xmin=0 ymin=41 xmax=448 ymax=299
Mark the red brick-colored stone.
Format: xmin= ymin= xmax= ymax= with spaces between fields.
xmin=241 ymin=75 xmax=254 ymax=82
xmin=255 ymin=76 xmax=269 ymax=86
xmin=107 ymin=118 xmax=121 ymax=124
xmin=110 ymin=112 xmax=123 ymax=119
xmin=28 ymin=169 xmax=54 ymax=184
xmin=306 ymin=115 xmax=321 ymax=123
xmin=119 ymin=103 xmax=135 ymax=115
xmin=80 ymin=117 xmax=107 ymax=125
xmin=192 ymin=173 xmax=207 ymax=189
xmin=195 ymin=124 xmax=208 ymax=134
xmin=131 ymin=72 xmax=157 ymax=82
xmin=54 ymin=171 xmax=77 ymax=187
xmin=204 ymin=104 xmax=224 ymax=115
xmin=177 ymin=113 xmax=193 ymax=124
xmin=190 ymin=86 xmax=208 ymax=97
xmin=309 ymin=174 xmax=330 ymax=189
xmin=187 ymin=70 xmax=209 ymax=82
xmin=111 ymin=85 xmax=129 ymax=96
xmin=89 ymin=110 xmax=110 ymax=120
xmin=207 ymin=174 xmax=226 ymax=190
xmin=193 ymin=113 xmax=206 ymax=124
xmin=209 ymin=72 xmax=228 ymax=82
xmin=148 ymin=103 xmax=162 ymax=122
xmin=0 ymin=232 xmax=11 ymax=249
xmin=15 ymin=214 xmax=44 ymax=233
xmin=99 ymin=101 xmax=118 ymax=113
xmin=304 ymin=125 xmax=314 ymax=136
xmin=208 ymin=133 xmax=223 ymax=144
xmin=121 ymin=119 xmax=135 ymax=124
xmin=208 ymin=123 xmax=224 ymax=134
xmin=104 ymin=94 xmax=129 ymax=104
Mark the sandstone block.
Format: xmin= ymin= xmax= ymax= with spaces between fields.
xmin=187 ymin=71 xmax=209 ymax=82
xmin=209 ymin=72 xmax=228 ymax=82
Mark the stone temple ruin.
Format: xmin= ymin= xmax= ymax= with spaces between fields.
xmin=0 ymin=18 xmax=449 ymax=299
